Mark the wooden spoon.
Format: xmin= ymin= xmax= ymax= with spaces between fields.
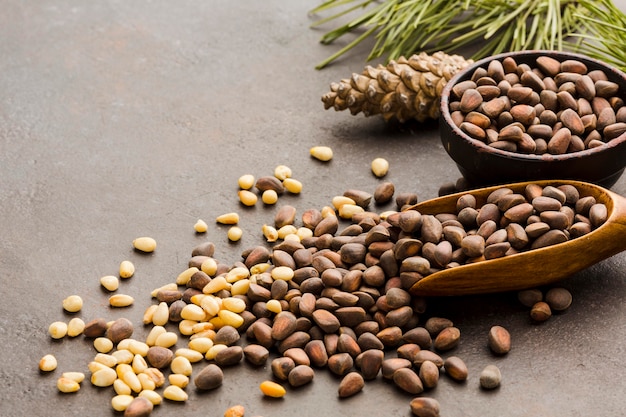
xmin=406 ymin=180 xmax=626 ymax=296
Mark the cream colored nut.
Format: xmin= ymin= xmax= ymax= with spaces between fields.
xmin=297 ymin=227 xmax=313 ymax=240
xmin=271 ymin=266 xmax=295 ymax=281
xmin=122 ymin=370 xmax=143 ymax=393
xmin=61 ymin=372 xmax=85 ymax=383
xmin=94 ymin=337 xmax=114 ymax=353
xmin=62 ymin=295 xmax=83 ymax=313
xmin=200 ymin=295 xmax=220 ymax=316
xmin=132 ymin=354 xmax=149 ymax=374
xmin=91 ymin=367 xmax=118 ymax=387
xmin=133 ymin=236 xmax=157 ymax=253
xmin=260 ymin=380 xmax=287 ymax=398
xmin=225 ymin=405 xmax=246 ymax=417
xmin=227 ymin=226 xmax=243 ymax=242
xmin=238 ymin=190 xmax=258 ymax=207
xmin=175 ymin=348 xmax=204 ymax=363
xmin=49 ymin=321 xmax=68 ymax=339
xmin=170 ymin=356 xmax=193 ymax=376
xmin=39 ymin=354 xmax=57 ymax=372
xmin=332 ymin=195 xmax=356 ymax=210
xmin=274 ymin=164 xmax=293 ymax=180
xmin=216 ymin=212 xmax=239 ymax=225
xmin=146 ymin=325 xmax=167 ymax=346
xmin=100 ymin=275 xmax=119 ymax=291
xmin=178 ymin=319 xmax=198 ymax=336
xmin=226 ymin=266 xmax=250 ymax=283
xmin=266 ymin=299 xmax=283 ymax=314
xmin=169 ymin=373 xmax=190 ymax=388
xmin=88 ymin=361 xmax=108 ymax=373
xmin=283 ymin=177 xmax=303 ymax=193
xmin=194 ymin=219 xmax=208 ymax=233
xmin=310 ymin=146 xmax=333 ymax=161
xmin=67 ymin=317 xmax=85 ymax=337
xmin=338 ymin=203 xmax=365 ymax=220
xmin=238 ymin=174 xmax=255 ymax=190
xmin=150 ymin=282 xmax=178 ymax=297
xmin=371 ymin=157 xmax=390 ymax=177
xmin=143 ymin=367 xmax=166 ymax=388
xmin=142 ymin=304 xmax=158 ymax=325
xmin=188 ymin=337 xmax=214 ymax=354
xmin=109 ymin=294 xmax=134 ymax=308
xmin=152 ymin=301 xmax=170 ymax=326
xmin=111 ymin=394 xmax=134 ymax=412
xmin=176 ymin=267 xmax=199 ymax=285
xmin=112 ymin=349 xmax=134 ymax=364
xmin=205 ymin=344 xmax=228 ymax=360
xmin=262 ymin=189 xmax=279 ymax=205
xmin=222 ymin=297 xmax=246 ymax=313
xmin=321 ymin=205 xmax=336 ymax=218
xmin=116 ymin=339 xmax=133 ymax=351
xmin=277 ymin=225 xmax=298 ymax=239
xmin=262 ymin=224 xmax=279 ymax=242
xmin=203 ymin=275 xmax=230 ymax=295
xmin=138 ymin=371 xmax=156 ymax=391
xmin=116 ymin=362 xmax=134 ymax=378
xmin=249 ymin=262 xmax=270 ymax=274
xmin=119 ymin=260 xmax=135 ymax=278
xmin=57 ymin=377 xmax=80 ymax=393
xmin=201 ymin=258 xmax=218 ymax=276
xmin=217 ymin=310 xmax=244 ymax=328
xmin=155 ymin=332 xmax=178 ymax=348
xmin=113 ymin=378 xmax=132 ymax=395
xmin=128 ymin=340 xmax=150 ymax=357
xmin=94 ymin=353 xmax=118 ymax=368
xmin=139 ymin=389 xmax=163 ymax=405
xmin=163 ymin=384 xmax=189 ymax=402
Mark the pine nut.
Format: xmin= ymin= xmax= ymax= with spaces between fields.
xmin=61 ymin=372 xmax=85 ymax=383
xmin=202 ymin=276 xmax=230 ymax=295
xmin=150 ymin=282 xmax=177 ymax=297
xmin=170 ymin=356 xmax=193 ymax=376
xmin=216 ymin=212 xmax=239 ymax=225
xmin=168 ymin=373 xmax=190 ymax=388
xmin=237 ymin=174 xmax=255 ymax=190
xmin=371 ymin=157 xmax=390 ymax=177
xmin=109 ymin=294 xmax=134 ymax=308
xmin=93 ymin=337 xmax=113 ymax=353
xmin=274 ymin=165 xmax=292 ymax=180
xmin=39 ymin=354 xmax=57 ymax=372
xmin=338 ymin=203 xmax=365 ymax=219
xmin=332 ymin=195 xmax=356 ymax=210
xmin=230 ymin=278 xmax=250 ymax=296
xmin=152 ymin=301 xmax=170 ymax=326
xmin=119 ymin=260 xmax=135 ymax=278
xmin=115 ymin=363 xmax=133 ymax=379
xmin=91 ymin=367 xmax=117 ymax=387
xmin=113 ymin=378 xmax=132 ymax=395
xmin=217 ymin=310 xmax=244 ymax=328
xmin=194 ymin=219 xmax=208 ymax=233
xmin=205 ymin=344 xmax=228 ymax=361
xmin=178 ymin=320 xmax=198 ymax=336
xmin=176 ymin=267 xmax=199 ymax=285
xmin=163 ymin=385 xmax=189 ymax=402
xmin=283 ymin=178 xmax=302 ymax=194
xmin=259 ymin=380 xmax=287 ymax=398
xmin=222 ymin=297 xmax=246 ymax=313
xmin=111 ymin=394 xmax=134 ymax=412
xmin=100 ymin=275 xmax=119 ymax=291
xmin=112 ymin=349 xmax=134 ymax=364
xmin=132 ymin=354 xmax=149 ymax=374
xmin=62 ymin=295 xmax=83 ymax=313
xmin=175 ymin=348 xmax=204 ymax=363
xmin=277 ymin=225 xmax=297 ymax=239
xmin=57 ymin=377 xmax=80 ymax=393
xmin=262 ymin=189 xmax=279 ymax=204
xmin=262 ymin=224 xmax=279 ymax=242
xmin=227 ymin=226 xmax=243 ymax=241
xmin=128 ymin=340 xmax=150 ymax=357
xmin=137 ymin=372 xmax=156 ymax=391
xmin=271 ymin=266 xmax=294 ymax=281
xmin=200 ymin=257 xmax=218 ymax=276
xmin=94 ymin=353 xmax=118 ymax=368
xmin=49 ymin=321 xmax=68 ymax=339
xmin=238 ymin=189 xmax=258 ymax=207
xmin=133 ymin=236 xmax=157 ymax=253
xmin=266 ymin=299 xmax=283 ymax=314
xmin=310 ymin=145 xmax=333 ymax=161
xmin=188 ymin=337 xmax=214 ymax=354
xmin=143 ymin=367 xmax=166 ymax=388
xmin=122 ymin=370 xmax=142 ymax=393
xmin=88 ymin=361 xmax=108 ymax=373
xmin=67 ymin=317 xmax=85 ymax=337
xmin=155 ymin=331 xmax=178 ymax=348
xmin=139 ymin=389 xmax=162 ymax=405
xmin=146 ymin=325 xmax=167 ymax=346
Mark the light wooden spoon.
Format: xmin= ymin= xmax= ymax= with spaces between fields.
xmin=406 ymin=180 xmax=626 ymax=296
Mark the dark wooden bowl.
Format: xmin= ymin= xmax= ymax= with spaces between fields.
xmin=439 ymin=50 xmax=626 ymax=188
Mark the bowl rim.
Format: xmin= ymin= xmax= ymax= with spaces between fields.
xmin=440 ymin=49 xmax=626 ymax=162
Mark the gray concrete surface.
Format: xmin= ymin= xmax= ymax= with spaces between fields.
xmin=2 ymin=1 xmax=626 ymax=416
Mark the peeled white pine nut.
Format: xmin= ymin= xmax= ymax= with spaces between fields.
xmin=202 ymin=276 xmax=230 ymax=295
xmin=283 ymin=233 xmax=301 ymax=243
xmin=146 ymin=325 xmax=167 ymax=347
xmin=266 ymin=299 xmax=283 ymax=314
xmin=261 ymin=189 xmax=279 ymax=205
xmin=338 ymin=203 xmax=365 ymax=219
xmin=94 ymin=337 xmax=114 ymax=353
xmin=91 ymin=367 xmax=117 ymax=387
xmin=115 ymin=363 xmax=134 ymax=379
xmin=128 ymin=340 xmax=150 ymax=357
xmin=142 ymin=304 xmax=158 ymax=324
xmin=237 ymin=174 xmax=255 ymax=190
xmin=188 ymin=337 xmax=214 ymax=354
xmin=226 ymin=266 xmax=250 ymax=283
xmin=163 ymin=385 xmax=188 ymax=402
xmin=168 ymin=373 xmax=190 ymax=388
xmin=217 ymin=310 xmax=244 ymax=328
xmin=150 ymin=282 xmax=178 ymax=297
xmin=100 ymin=275 xmax=119 ymax=291
xmin=57 ymin=377 xmax=80 ymax=393
xmin=113 ymin=378 xmax=132 ymax=396
xmin=277 ymin=225 xmax=298 ymax=239
xmin=61 ymin=372 xmax=85 ymax=383
xmin=176 ymin=267 xmax=199 ymax=286
xmin=332 ymin=195 xmax=356 ymax=210
xmin=274 ymin=164 xmax=292 ymax=180
xmin=109 ymin=294 xmax=134 ymax=308
xmin=88 ymin=361 xmax=109 ymax=374
xmin=152 ymin=301 xmax=170 ymax=326
xmin=131 ymin=354 xmax=148 ymax=374
xmin=39 ymin=354 xmax=57 ymax=372
xmin=238 ymin=190 xmax=258 ymax=206
xmin=170 ymin=356 xmax=192 ymax=376
xmin=297 ymin=227 xmax=313 ymax=240
xmin=178 ymin=320 xmax=198 ymax=336
xmin=230 ymin=279 xmax=250 ymax=296
xmin=62 ymin=295 xmax=83 ymax=313
xmin=283 ymin=178 xmax=302 ymax=194
xmin=133 ymin=236 xmax=157 ymax=253
xmin=67 ymin=317 xmax=85 ymax=337
xmin=143 ymin=367 xmax=166 ymax=388
xmin=94 ymin=353 xmax=118 ymax=368
xmin=371 ymin=157 xmax=390 ymax=177
xmin=175 ymin=348 xmax=204 ymax=363
xmin=200 ymin=258 xmax=218 ymax=276
xmin=262 ymin=224 xmax=279 ymax=242
xmin=49 ymin=321 xmax=68 ymax=339
xmin=137 ymin=372 xmax=156 ymax=391
xmin=155 ymin=331 xmax=178 ymax=348
xmin=271 ymin=266 xmax=294 ymax=281
xmin=227 ymin=226 xmax=243 ymax=242
xmin=205 ymin=344 xmax=228 ymax=360
xmin=310 ymin=145 xmax=333 ymax=161
xmin=222 ymin=297 xmax=246 ymax=313
xmin=194 ymin=219 xmax=208 ymax=233
xmin=111 ymin=394 xmax=134 ymax=412
xmin=216 ymin=212 xmax=239 ymax=225
xmin=122 ymin=370 xmax=142 ymax=393
xmin=249 ymin=263 xmax=270 ymax=274
xmin=180 ymin=304 xmax=207 ymax=321
xmin=321 ymin=205 xmax=337 ymax=218
xmin=119 ymin=260 xmax=135 ymax=278
xmin=139 ymin=389 xmax=162 ymax=405
xmin=111 ymin=349 xmax=134 ymax=365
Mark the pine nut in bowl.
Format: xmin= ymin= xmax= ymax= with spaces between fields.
xmin=439 ymin=50 xmax=626 ymax=188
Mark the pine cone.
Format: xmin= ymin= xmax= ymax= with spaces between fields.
xmin=322 ymin=51 xmax=473 ymax=123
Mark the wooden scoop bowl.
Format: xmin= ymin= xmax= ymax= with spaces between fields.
xmin=406 ymin=180 xmax=626 ymax=296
